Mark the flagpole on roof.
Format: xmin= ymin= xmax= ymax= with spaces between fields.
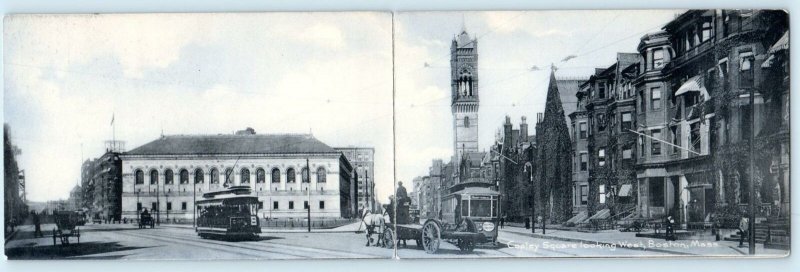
xmin=111 ymin=113 xmax=115 ymax=152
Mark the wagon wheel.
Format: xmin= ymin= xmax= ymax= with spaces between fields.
xmin=457 ymin=238 xmax=475 ymax=253
xmin=421 ymin=220 xmax=441 ymax=254
xmin=382 ymin=228 xmax=395 ymax=249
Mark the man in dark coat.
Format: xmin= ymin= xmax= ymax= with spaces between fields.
xmin=33 ymin=212 xmax=43 ymax=238
xmin=396 ymin=182 xmax=409 ymax=224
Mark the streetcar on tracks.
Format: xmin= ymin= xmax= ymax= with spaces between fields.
xmin=196 ymin=186 xmax=261 ymax=239
xmin=382 ymin=182 xmax=499 ymax=254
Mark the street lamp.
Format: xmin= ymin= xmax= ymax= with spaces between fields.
xmin=525 ymin=163 xmax=535 ymax=233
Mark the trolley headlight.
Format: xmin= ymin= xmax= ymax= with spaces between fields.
xmin=482 ymin=222 xmax=495 ymax=232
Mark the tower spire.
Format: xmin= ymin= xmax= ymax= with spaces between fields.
xmin=461 ymin=13 xmax=466 ymax=33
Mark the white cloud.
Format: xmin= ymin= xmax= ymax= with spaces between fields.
xmin=4 ymin=12 xmax=395 ymax=202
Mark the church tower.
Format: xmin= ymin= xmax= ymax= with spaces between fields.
xmin=451 ymin=27 xmax=479 ymax=156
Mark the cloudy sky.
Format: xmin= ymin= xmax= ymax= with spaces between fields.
xmin=4 ymin=12 xmax=394 ymax=202
xmin=394 ymin=10 xmax=684 ymax=187
xmin=4 ymin=10 xmax=689 ymax=203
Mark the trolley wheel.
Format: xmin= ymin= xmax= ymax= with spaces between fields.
xmin=457 ymin=238 xmax=475 ymax=253
xmin=422 ymin=220 xmax=441 ymax=254
xmin=382 ymin=228 xmax=395 ymax=249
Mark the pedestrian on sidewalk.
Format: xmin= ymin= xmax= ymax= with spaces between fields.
xmin=33 ymin=212 xmax=43 ymax=238
xmin=665 ymin=215 xmax=676 ymax=241
xmin=500 ymin=214 xmax=505 ymax=229
xmin=738 ymin=216 xmax=749 ymax=248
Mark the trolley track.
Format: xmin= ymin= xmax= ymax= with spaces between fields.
xmin=120 ymin=228 xmax=385 ymax=259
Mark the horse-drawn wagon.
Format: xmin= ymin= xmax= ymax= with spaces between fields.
xmin=138 ymin=210 xmax=155 ymax=229
xmin=373 ymin=184 xmax=499 ymax=254
xmin=52 ymin=211 xmax=82 ymax=246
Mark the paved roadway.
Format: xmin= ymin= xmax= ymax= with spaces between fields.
xmin=5 ymin=223 xmax=393 ymax=260
xmin=6 ymin=223 xmax=671 ymax=259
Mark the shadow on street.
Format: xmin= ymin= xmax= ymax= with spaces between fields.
xmin=5 ymin=242 xmax=151 ymax=260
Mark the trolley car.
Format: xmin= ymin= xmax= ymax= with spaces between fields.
xmin=196 ymin=186 xmax=261 ymax=239
xmin=440 ymin=184 xmax=500 ymax=246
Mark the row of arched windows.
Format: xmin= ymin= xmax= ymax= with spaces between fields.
xmin=134 ymin=167 xmax=328 ymax=185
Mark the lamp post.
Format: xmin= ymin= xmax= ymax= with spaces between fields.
xmin=525 ymin=163 xmax=535 ymax=234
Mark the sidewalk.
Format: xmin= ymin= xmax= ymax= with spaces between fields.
xmin=500 ymin=226 xmax=789 ymax=257
xmin=160 ymin=221 xmax=365 ymax=233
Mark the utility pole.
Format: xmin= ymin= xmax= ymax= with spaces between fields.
xmin=748 ymin=83 xmax=756 ymax=255
xmin=156 ymin=175 xmax=160 ymax=226
xmin=307 ymin=158 xmax=311 ymax=233
xmin=193 ymin=173 xmax=196 ymax=228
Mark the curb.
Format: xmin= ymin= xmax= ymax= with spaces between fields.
xmin=501 ymin=229 xmax=696 ymax=256
xmin=4 ymin=229 xmax=20 ymax=243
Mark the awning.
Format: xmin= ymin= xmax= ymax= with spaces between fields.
xmin=769 ymin=31 xmax=789 ymax=54
xmin=675 ymin=76 xmax=710 ymax=101
xmin=618 ymin=184 xmax=632 ymax=197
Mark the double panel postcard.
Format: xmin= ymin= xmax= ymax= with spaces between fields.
xmin=3 ymin=10 xmax=791 ymax=260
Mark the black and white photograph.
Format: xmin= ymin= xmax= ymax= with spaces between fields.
xmin=393 ymin=10 xmax=790 ymax=258
xmin=1 ymin=8 xmax=793 ymax=261
xmin=4 ymin=12 xmax=396 ymax=260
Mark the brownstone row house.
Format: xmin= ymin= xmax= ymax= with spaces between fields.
xmin=566 ymin=10 xmax=788 ymax=246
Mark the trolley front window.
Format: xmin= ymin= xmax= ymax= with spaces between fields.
xmin=470 ymin=199 xmax=492 ymax=217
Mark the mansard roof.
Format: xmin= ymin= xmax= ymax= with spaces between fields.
xmin=126 ymin=134 xmax=339 ymax=156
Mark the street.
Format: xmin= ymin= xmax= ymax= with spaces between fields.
xmin=5 ymin=223 xmax=393 ymax=260
xmin=5 ymin=222 xmax=790 ymax=259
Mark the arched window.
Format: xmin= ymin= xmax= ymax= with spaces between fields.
xmin=241 ymin=168 xmax=250 ymax=184
xmin=150 ymin=170 xmax=159 ymax=185
xmin=464 ymin=116 xmax=470 ymax=128
xmin=271 ymin=168 xmax=280 ymax=183
xmin=286 ymin=168 xmax=296 ymax=183
xmin=256 ymin=168 xmax=266 ymax=183
xmin=317 ymin=167 xmax=327 ymax=183
xmin=180 ymin=169 xmax=189 ymax=184
xmin=224 ymin=168 xmax=234 ymax=185
xmin=194 ymin=169 xmax=204 ymax=184
xmin=135 ymin=169 xmax=144 ymax=184
xmin=210 ymin=168 xmax=219 ymax=184
xmin=164 ymin=169 xmax=174 ymax=185
xmin=301 ymin=167 xmax=309 ymax=183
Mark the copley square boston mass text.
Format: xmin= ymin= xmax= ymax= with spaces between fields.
xmin=3 ymin=9 xmax=790 ymax=260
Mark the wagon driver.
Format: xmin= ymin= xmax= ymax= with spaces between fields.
xmin=396 ymin=181 xmax=409 ymax=224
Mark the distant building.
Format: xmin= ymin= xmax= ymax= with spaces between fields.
xmin=81 ymin=150 xmax=123 ymax=221
xmin=120 ymin=130 xmax=357 ymax=222
xmin=334 ymin=147 xmax=375 ymax=212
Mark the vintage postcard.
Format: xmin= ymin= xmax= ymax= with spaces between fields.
xmin=3 ymin=9 xmax=791 ymax=260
